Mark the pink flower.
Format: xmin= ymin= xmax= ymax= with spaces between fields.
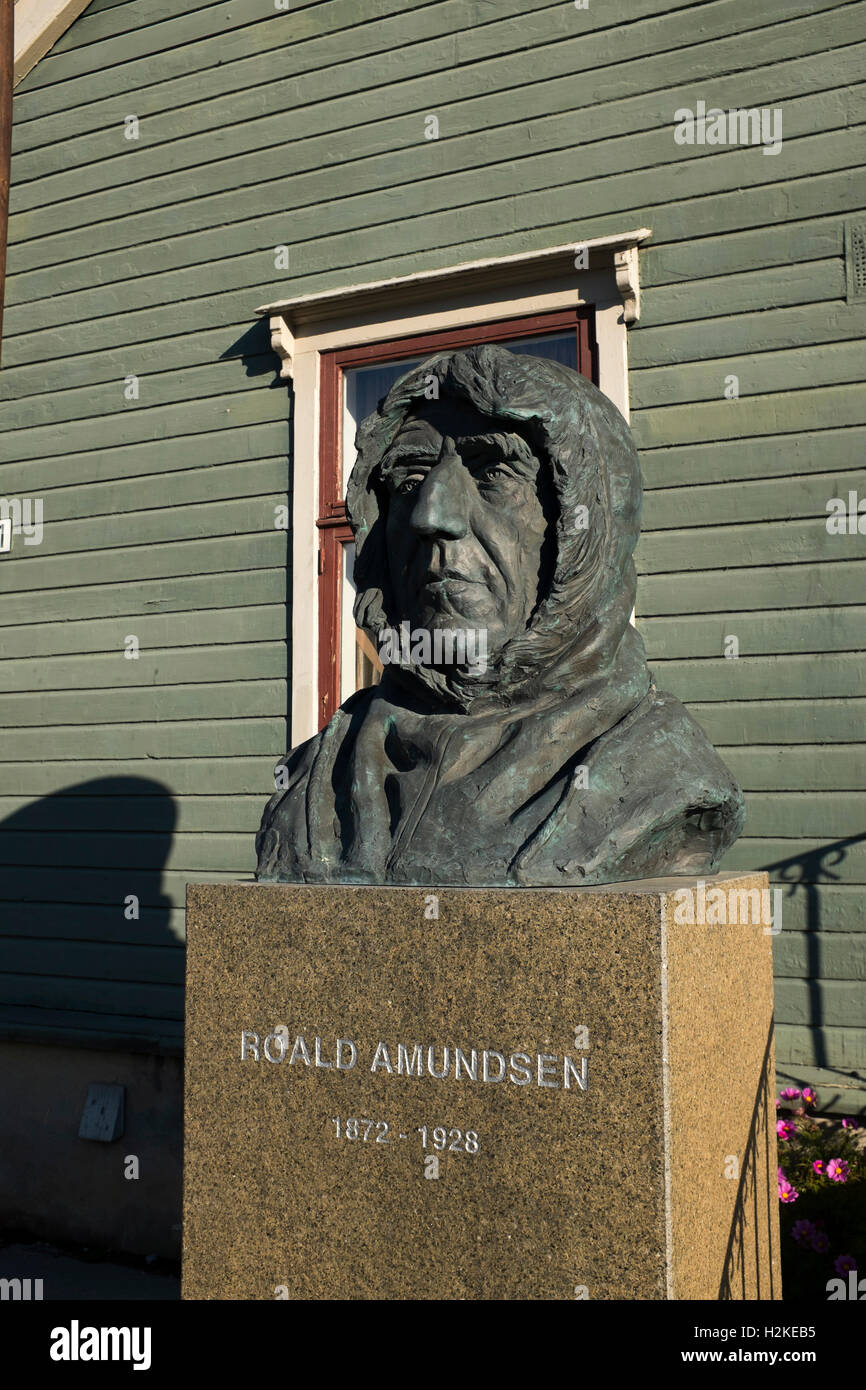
xmin=792 ymin=1219 xmax=816 ymax=1246
xmin=802 ymin=1087 xmax=818 ymax=1106
xmin=811 ymin=1230 xmax=830 ymax=1253
xmin=778 ymin=1178 xmax=799 ymax=1203
xmin=842 ymin=1118 xmax=859 ymax=1130
xmin=775 ymin=1098 xmax=781 ymax=1109
xmin=835 ymin=1254 xmax=857 ymax=1275
xmin=780 ymin=1087 xmax=801 ymax=1100
xmin=813 ymin=1160 xmax=825 ymax=1176
xmin=827 ymin=1158 xmax=850 ymax=1183
xmin=776 ymin=1119 xmax=796 ymax=1141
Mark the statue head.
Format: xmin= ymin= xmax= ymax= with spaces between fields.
xmin=347 ymin=342 xmax=642 ymax=711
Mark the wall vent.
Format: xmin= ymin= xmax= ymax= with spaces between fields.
xmin=845 ymin=221 xmax=866 ymax=302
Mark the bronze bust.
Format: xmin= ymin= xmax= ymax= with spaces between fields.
xmin=257 ymin=344 xmax=744 ymax=886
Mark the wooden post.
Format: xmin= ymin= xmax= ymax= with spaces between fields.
xmin=0 ymin=0 xmax=12 ymax=368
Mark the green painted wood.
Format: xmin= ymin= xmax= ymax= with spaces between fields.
xmin=0 ymin=1006 xmax=183 ymax=1051
xmin=634 ymin=382 xmax=866 ymax=450
xmin=0 ymin=901 xmax=187 ymax=947
xmin=0 ymin=643 xmax=286 ymax=692
xmin=649 ymin=653 xmax=864 ymax=700
xmin=0 ymin=499 xmax=289 ymax=560
xmin=776 ymin=1024 xmax=866 ymax=1071
xmin=0 ymin=831 xmax=254 ymax=873
xmin=692 ymin=700 xmax=866 ymax=746
xmin=0 ymin=757 xmax=278 ymax=796
xmin=0 ymin=680 xmax=287 ymax=725
xmin=0 ymin=972 xmax=183 ymax=1019
xmin=743 ymin=794 xmax=866 ymax=839
xmin=634 ymin=340 xmax=866 ymax=411
xmin=0 ymin=867 xmax=245 ymax=908
xmin=0 ymin=420 xmax=287 ymax=487
xmin=633 ymin=300 xmax=866 ymax=374
xmin=8 ymin=116 xmax=860 ymax=332
xmin=0 ymin=358 xmax=278 ymax=432
xmin=0 ymin=533 xmax=288 ymax=594
xmin=11 ymin=30 xmax=859 ymax=275
xmin=720 ymin=747 xmax=866 ymax=793
xmin=0 ymin=718 xmax=286 ymax=760
xmin=638 ymin=563 xmax=866 ymax=615
xmin=774 ymin=1064 xmax=866 ymax=1114
xmin=723 ymin=837 xmax=866 ymax=884
xmin=0 ymin=459 xmax=287 ymax=520
xmin=0 ymin=939 xmax=184 ymax=986
xmin=4 ymin=165 xmax=859 ymax=365
xmin=0 ymin=604 xmax=285 ymax=659
xmin=639 ymin=607 xmax=866 ymax=659
xmin=773 ymin=932 xmax=866 ymax=981
xmin=0 ymin=794 xmax=265 ymax=833
xmin=0 ymin=572 xmax=287 ymax=630
xmin=775 ymin=979 xmax=866 ymax=1028
xmin=637 ymin=516 xmax=866 ymax=574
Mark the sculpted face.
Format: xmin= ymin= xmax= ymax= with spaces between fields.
xmin=380 ymin=398 xmax=553 ymax=660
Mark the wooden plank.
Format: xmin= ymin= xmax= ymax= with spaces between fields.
xmin=0 ymin=793 xmax=266 ymax=833
xmin=776 ymin=1023 xmax=866 ymax=1070
xmin=760 ymin=886 xmax=866 ymax=934
xmin=0 ymin=716 xmax=286 ymax=759
xmin=642 ymin=214 xmax=845 ymax=287
xmin=639 ymin=607 xmax=866 ymax=659
xmin=0 ymin=497 xmax=289 ymax=559
xmin=13 ymin=0 xmax=820 ymax=123
xmin=773 ymin=932 xmax=866 ymax=980
xmin=0 ymin=532 xmax=287 ymax=594
xmin=774 ymin=1063 xmax=866 ymax=1113
xmin=0 ymin=355 xmax=277 ymax=431
xmin=0 ymin=457 xmax=287 ymax=520
xmin=633 ymin=382 xmax=866 ymax=450
xmin=633 ymin=300 xmax=866 ymax=373
xmin=0 ymin=829 xmax=254 ymax=872
xmin=0 ymin=755 xmax=279 ymax=795
xmin=0 ymin=938 xmax=185 ymax=986
xmin=775 ymin=979 xmax=866 ymax=1028
xmin=723 ymin=836 xmax=866 ymax=883
xmin=638 ymin=562 xmax=866 ymax=616
xmin=633 ymin=339 xmax=866 ymax=411
xmin=690 ymin=699 xmax=866 ymax=745
xmin=0 ymin=971 xmax=183 ymax=1019
xmin=720 ymin=746 xmax=866 ymax=793
xmin=0 ymin=866 xmax=245 ymax=906
xmin=11 ymin=28 xmax=861 ymax=270
xmin=636 ymin=515 xmax=866 ymax=574
xmin=0 ymin=680 xmax=287 ymax=724
xmin=0 ymin=1004 xmax=183 ymax=1050
xmin=742 ymin=793 xmax=866 ymax=839
xmin=0 ymin=603 xmax=285 ymax=658
xmin=0 ymin=900 xmax=188 ymax=946
xmin=8 ymin=116 xmax=861 ymax=333
xmin=649 ymin=652 xmax=865 ymax=701
xmin=0 ymin=570 xmax=287 ymax=629
xmin=0 ymin=642 xmax=286 ymax=692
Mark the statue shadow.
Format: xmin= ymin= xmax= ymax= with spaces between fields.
xmin=761 ymin=832 xmax=866 ymax=1073
xmin=0 ymin=778 xmax=181 ymax=1048
xmin=719 ymin=1020 xmax=778 ymax=1299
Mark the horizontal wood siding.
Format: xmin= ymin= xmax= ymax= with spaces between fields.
xmin=0 ymin=0 xmax=863 ymax=1099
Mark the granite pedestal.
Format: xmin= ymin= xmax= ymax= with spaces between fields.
xmin=182 ymin=874 xmax=780 ymax=1300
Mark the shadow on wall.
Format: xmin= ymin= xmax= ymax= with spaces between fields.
xmin=763 ymin=832 xmax=866 ymax=1080
xmin=0 ymin=778 xmax=182 ymax=1046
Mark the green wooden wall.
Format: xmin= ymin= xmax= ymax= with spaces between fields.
xmin=0 ymin=0 xmax=863 ymax=1104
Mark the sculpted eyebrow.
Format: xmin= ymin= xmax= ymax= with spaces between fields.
xmin=381 ymin=442 xmax=438 ymax=471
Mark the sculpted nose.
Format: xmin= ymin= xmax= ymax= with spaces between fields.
xmin=409 ymin=446 xmax=468 ymax=540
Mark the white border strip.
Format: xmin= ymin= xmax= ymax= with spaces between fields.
xmin=659 ymin=892 xmax=675 ymax=1300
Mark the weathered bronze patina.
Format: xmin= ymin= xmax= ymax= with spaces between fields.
xmin=257 ymin=344 xmax=744 ymax=885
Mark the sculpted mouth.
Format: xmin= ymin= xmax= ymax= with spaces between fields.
xmin=422 ymin=567 xmax=483 ymax=588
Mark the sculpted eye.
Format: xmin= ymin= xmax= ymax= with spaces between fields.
xmin=397 ymin=474 xmax=424 ymax=495
xmin=480 ymin=463 xmax=509 ymax=483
